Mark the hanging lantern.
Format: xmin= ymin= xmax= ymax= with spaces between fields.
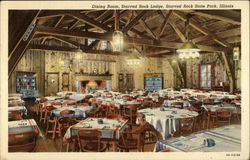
xmin=112 ymin=30 xmax=124 ymax=52
xmin=177 ymin=14 xmax=200 ymax=60
xmin=127 ymin=53 xmax=140 ymax=65
xmin=233 ymin=47 xmax=240 ymax=61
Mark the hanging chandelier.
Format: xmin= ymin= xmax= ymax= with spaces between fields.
xmin=127 ymin=53 xmax=140 ymax=65
xmin=177 ymin=14 xmax=200 ymax=59
xmin=112 ymin=30 xmax=124 ymax=52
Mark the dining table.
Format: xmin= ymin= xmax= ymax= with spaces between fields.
xmin=138 ymin=108 xmax=198 ymax=139
xmin=63 ymin=117 xmax=128 ymax=151
xmin=8 ymin=119 xmax=42 ymax=137
xmin=8 ymin=106 xmax=28 ymax=116
xmin=154 ymin=124 xmax=241 ymax=152
xmin=50 ymin=105 xmax=93 ymax=118
xmin=163 ymin=100 xmax=191 ymax=108
xmin=202 ymin=104 xmax=240 ymax=113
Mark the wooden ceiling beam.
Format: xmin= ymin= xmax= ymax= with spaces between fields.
xmin=28 ymin=44 xmax=117 ymax=55
xmin=69 ymin=19 xmax=80 ymax=30
xmin=41 ymin=15 xmax=65 ymax=44
xmin=114 ymin=10 xmax=120 ymax=30
xmin=182 ymin=10 xmax=241 ymax=25
xmin=37 ymin=10 xmax=68 ymax=19
xmin=96 ymin=10 xmax=113 ymax=22
xmin=169 ymin=21 xmax=186 ymax=43
xmin=192 ymin=27 xmax=240 ymax=43
xmin=134 ymin=11 xmax=157 ymax=40
xmin=146 ymin=49 xmax=170 ymax=55
xmin=36 ymin=26 xmax=227 ymax=52
xmin=69 ymin=11 xmax=111 ymax=32
xmin=172 ymin=11 xmax=230 ymax=47
xmin=9 ymin=11 xmax=41 ymax=78
xmin=122 ymin=10 xmax=148 ymax=33
xmin=157 ymin=10 xmax=173 ymax=40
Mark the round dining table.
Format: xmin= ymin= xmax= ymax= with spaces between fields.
xmin=138 ymin=108 xmax=198 ymax=139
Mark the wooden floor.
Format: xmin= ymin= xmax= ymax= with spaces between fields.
xmin=24 ymin=102 xmax=241 ymax=152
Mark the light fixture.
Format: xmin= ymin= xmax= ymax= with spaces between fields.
xmin=233 ymin=46 xmax=240 ymax=61
xmin=127 ymin=53 xmax=140 ymax=65
xmin=74 ymin=37 xmax=84 ymax=59
xmin=177 ymin=14 xmax=200 ymax=59
xmin=112 ymin=30 xmax=124 ymax=52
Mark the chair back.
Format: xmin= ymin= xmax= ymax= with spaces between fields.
xmin=77 ymin=129 xmax=102 ymax=152
xmin=9 ymin=130 xmax=38 ymax=152
xmin=40 ymin=97 xmax=48 ymax=103
xmin=59 ymin=109 xmax=75 ymax=116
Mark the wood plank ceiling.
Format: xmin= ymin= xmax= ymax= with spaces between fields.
xmin=9 ymin=10 xmax=241 ymax=77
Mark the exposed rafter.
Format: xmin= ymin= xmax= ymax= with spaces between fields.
xmin=157 ymin=10 xmax=173 ymax=40
xmin=36 ymin=25 xmax=227 ymax=52
xmin=182 ymin=10 xmax=241 ymax=25
xmin=122 ymin=10 xmax=148 ymax=33
xmin=28 ymin=44 xmax=117 ymax=55
xmin=172 ymin=11 xmax=230 ymax=47
xmin=169 ymin=21 xmax=186 ymax=43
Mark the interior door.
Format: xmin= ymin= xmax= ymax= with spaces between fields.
xmin=62 ymin=73 xmax=69 ymax=91
xmin=47 ymin=73 xmax=59 ymax=95
xmin=126 ymin=74 xmax=134 ymax=92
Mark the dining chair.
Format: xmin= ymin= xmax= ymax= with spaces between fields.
xmin=123 ymin=104 xmax=140 ymax=128
xmin=216 ymin=108 xmax=232 ymax=125
xmin=140 ymin=98 xmax=152 ymax=109
xmin=171 ymin=102 xmax=183 ymax=109
xmin=77 ymin=129 xmax=107 ymax=152
xmin=58 ymin=116 xmax=77 ymax=152
xmin=232 ymin=107 xmax=241 ymax=122
xmin=9 ymin=130 xmax=38 ymax=152
xmin=175 ymin=117 xmax=195 ymax=136
xmin=8 ymin=111 xmax=23 ymax=121
xmin=8 ymin=104 xmax=19 ymax=107
xmin=39 ymin=98 xmax=49 ymax=122
xmin=45 ymin=105 xmax=58 ymax=139
xmin=117 ymin=121 xmax=152 ymax=152
xmin=207 ymin=111 xmax=218 ymax=129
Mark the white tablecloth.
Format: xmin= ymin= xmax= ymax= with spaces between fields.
xmin=63 ymin=118 xmax=128 ymax=140
xmin=138 ymin=108 xmax=198 ymax=139
xmin=202 ymin=104 xmax=240 ymax=113
xmin=163 ymin=100 xmax=191 ymax=108
xmin=8 ymin=106 xmax=27 ymax=116
xmin=154 ymin=124 xmax=241 ymax=152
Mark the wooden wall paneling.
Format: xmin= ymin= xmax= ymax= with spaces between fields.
xmin=62 ymin=73 xmax=69 ymax=91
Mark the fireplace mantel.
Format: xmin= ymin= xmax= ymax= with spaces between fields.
xmin=75 ymin=73 xmax=113 ymax=81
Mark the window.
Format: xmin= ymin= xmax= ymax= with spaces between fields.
xmin=200 ymin=64 xmax=212 ymax=88
xmin=87 ymin=30 xmax=108 ymax=50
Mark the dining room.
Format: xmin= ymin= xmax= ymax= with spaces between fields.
xmin=6 ymin=8 xmax=246 ymax=155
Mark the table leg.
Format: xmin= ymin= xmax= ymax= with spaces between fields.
xmin=112 ymin=140 xmax=117 ymax=152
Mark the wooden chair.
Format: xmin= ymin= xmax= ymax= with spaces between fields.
xmin=45 ymin=105 xmax=58 ymax=139
xmin=175 ymin=117 xmax=195 ymax=136
xmin=9 ymin=130 xmax=38 ymax=152
xmin=58 ymin=116 xmax=77 ymax=152
xmin=152 ymin=97 xmax=165 ymax=108
xmin=94 ymin=105 xmax=108 ymax=118
xmin=123 ymin=104 xmax=140 ymax=128
xmin=232 ymin=107 xmax=241 ymax=122
xmin=117 ymin=121 xmax=151 ymax=152
xmin=171 ymin=102 xmax=183 ymax=109
xmin=140 ymin=98 xmax=152 ymax=109
xmin=39 ymin=98 xmax=49 ymax=122
xmin=8 ymin=111 xmax=23 ymax=121
xmin=8 ymin=104 xmax=19 ymax=107
xmin=216 ymin=109 xmax=232 ymax=125
xmin=207 ymin=111 xmax=218 ymax=129
xmin=77 ymin=129 xmax=107 ymax=152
